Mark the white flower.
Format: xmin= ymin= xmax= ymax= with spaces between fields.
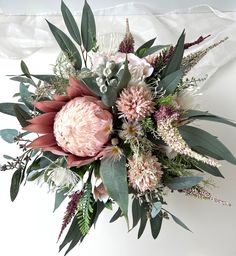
xmin=91 ymin=172 xmax=109 ymax=203
xmin=48 ymin=167 xmax=80 ymax=188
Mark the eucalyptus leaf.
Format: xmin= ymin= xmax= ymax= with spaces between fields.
xmin=159 ymin=69 xmax=183 ymax=95
xmin=110 ymin=207 xmax=122 ymax=223
xmin=194 ymin=161 xmax=224 ymax=178
xmin=101 ymin=87 xmax=117 ymax=107
xmin=179 ymin=126 xmax=236 ymax=165
xmin=10 ymin=168 xmax=24 ymax=201
xmin=135 ymin=37 xmax=156 ymax=57
xmin=117 ymin=58 xmax=131 ymax=93
xmin=0 ymin=129 xmax=18 ymax=143
xmin=150 ymin=212 xmax=163 ymax=239
xmin=0 ymin=103 xmax=29 ymax=116
xmin=61 ymin=1 xmax=81 ymax=45
xmin=185 ymin=109 xmax=236 ymax=127
xmin=82 ymin=77 xmax=102 ymax=96
xmin=166 ymin=176 xmax=203 ymax=190
xmin=20 ymin=83 xmax=34 ymax=110
xmin=20 ymin=60 xmax=31 ymax=78
xmin=46 ymin=20 xmax=82 ymax=70
xmin=100 ymin=156 xmax=128 ymax=217
xmin=132 ymin=198 xmax=141 ymax=229
xmin=163 ymin=30 xmax=185 ymax=77
xmin=10 ymin=76 xmax=36 ymax=87
xmin=54 ymin=189 xmax=68 ymax=212
xmin=142 ymin=45 xmax=169 ymax=57
xmin=3 ymin=155 xmax=15 ymax=160
xmin=138 ymin=204 xmax=148 ymax=239
xmin=93 ymin=201 xmax=105 ymax=227
xmin=14 ymin=104 xmax=31 ymax=127
xmin=81 ymin=0 xmax=96 ymax=52
xmin=151 ymin=201 xmax=162 ymax=218
xmin=167 ymin=210 xmax=192 ymax=232
xmin=31 ymin=74 xmax=56 ymax=83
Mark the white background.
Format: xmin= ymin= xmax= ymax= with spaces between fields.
xmin=0 ymin=1 xmax=236 ymax=256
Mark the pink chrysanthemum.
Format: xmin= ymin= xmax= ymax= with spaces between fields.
xmin=116 ymin=83 xmax=155 ymax=121
xmin=24 ymin=76 xmax=113 ymax=167
xmin=128 ymin=153 xmax=163 ymax=192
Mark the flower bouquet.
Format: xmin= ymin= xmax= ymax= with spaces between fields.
xmin=0 ymin=1 xmax=235 ymax=255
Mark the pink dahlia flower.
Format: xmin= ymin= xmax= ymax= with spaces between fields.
xmin=116 ymin=82 xmax=155 ymax=121
xmin=24 ymin=76 xmax=113 ymax=167
xmin=128 ymin=153 xmax=163 ymax=193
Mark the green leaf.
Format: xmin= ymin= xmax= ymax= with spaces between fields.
xmin=142 ymin=45 xmax=169 ymax=57
xmin=54 ymin=189 xmax=68 ymax=212
xmin=93 ymin=201 xmax=105 ymax=227
xmin=59 ymin=216 xmax=84 ymax=252
xmin=138 ymin=204 xmax=148 ymax=239
xmin=136 ymin=38 xmax=156 ymax=57
xmin=10 ymin=168 xmax=24 ymax=201
xmin=194 ymin=161 xmax=224 ymax=178
xmin=10 ymin=76 xmax=36 ymax=87
xmin=14 ymin=104 xmax=31 ymax=127
xmin=166 ymin=176 xmax=203 ymax=190
xmin=82 ymin=77 xmax=102 ymax=97
xmin=81 ymin=0 xmax=96 ymax=52
xmin=117 ymin=58 xmax=131 ymax=93
xmin=27 ymin=169 xmax=44 ymax=181
xmin=163 ymin=30 xmax=185 ymax=77
xmin=179 ymin=126 xmax=236 ymax=165
xmin=167 ymin=211 xmax=192 ymax=232
xmin=61 ymin=1 xmax=81 ymax=45
xmin=100 ymin=156 xmax=128 ymax=217
xmin=0 ymin=103 xmax=29 ymax=116
xmin=185 ymin=110 xmax=236 ymax=127
xmin=20 ymin=83 xmax=34 ymax=110
xmin=0 ymin=129 xmax=18 ymax=143
xmin=159 ymin=69 xmax=183 ymax=95
xmin=110 ymin=207 xmax=122 ymax=223
xmin=46 ymin=20 xmax=82 ymax=70
xmin=150 ymin=212 xmax=163 ymax=239
xmin=20 ymin=60 xmax=31 ymax=79
xmin=31 ymin=74 xmax=56 ymax=83
xmin=151 ymin=201 xmax=162 ymax=218
xmin=132 ymin=198 xmax=141 ymax=229
xmin=101 ymin=87 xmax=117 ymax=107
xmin=3 ymin=155 xmax=15 ymax=160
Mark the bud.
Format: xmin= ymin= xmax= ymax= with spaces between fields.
xmin=118 ymin=18 xmax=135 ymax=53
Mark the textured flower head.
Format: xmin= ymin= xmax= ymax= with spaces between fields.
xmin=24 ymin=76 xmax=113 ymax=167
xmin=119 ymin=121 xmax=143 ymax=140
xmin=116 ymin=82 xmax=155 ymax=121
xmin=128 ymin=153 xmax=163 ymax=192
xmin=154 ymin=105 xmax=179 ymax=122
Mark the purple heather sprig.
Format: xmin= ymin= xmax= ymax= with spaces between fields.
xmin=57 ymin=191 xmax=82 ymax=241
xmin=155 ymin=105 xmax=221 ymax=167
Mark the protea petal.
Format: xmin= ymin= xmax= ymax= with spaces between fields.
xmin=34 ymin=101 xmax=66 ymax=113
xmin=53 ymin=94 xmax=70 ymax=102
xmin=67 ymin=154 xmax=95 ymax=168
xmin=28 ymin=112 xmax=56 ymax=125
xmin=27 ymin=134 xmax=57 ymax=148
xmin=23 ymin=124 xmax=53 ymax=134
xmin=43 ymin=146 xmax=68 ymax=156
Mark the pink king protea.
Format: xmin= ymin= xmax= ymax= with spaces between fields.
xmin=24 ymin=76 xmax=113 ymax=167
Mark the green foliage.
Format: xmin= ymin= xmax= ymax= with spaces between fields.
xmin=81 ymin=0 xmax=96 ymax=52
xmin=194 ymin=161 xmax=224 ymax=178
xmin=100 ymin=156 xmax=129 ymax=218
xmin=20 ymin=60 xmax=31 ymax=79
xmin=150 ymin=212 xmax=163 ymax=239
xmin=77 ymin=183 xmax=94 ymax=236
xmin=163 ymin=30 xmax=185 ymax=77
xmin=0 ymin=129 xmax=18 ymax=143
xmin=110 ymin=207 xmax=122 ymax=223
xmin=0 ymin=103 xmax=29 ymax=117
xmin=46 ymin=20 xmax=82 ymax=70
xmin=166 ymin=176 xmax=203 ymax=190
xmin=10 ymin=167 xmax=24 ymax=201
xmin=14 ymin=104 xmax=31 ymax=127
xmin=61 ymin=1 xmax=81 ymax=45
xmin=157 ymin=95 xmax=173 ymax=105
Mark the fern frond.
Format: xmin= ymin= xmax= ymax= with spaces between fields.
xmin=76 ymin=182 xmax=94 ymax=236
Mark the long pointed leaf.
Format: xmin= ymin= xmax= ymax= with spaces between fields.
xmin=194 ymin=161 xmax=224 ymax=178
xmin=150 ymin=212 xmax=163 ymax=239
xmin=61 ymin=1 xmax=81 ymax=45
xmin=166 ymin=176 xmax=203 ymax=190
xmin=46 ymin=20 xmax=82 ymax=70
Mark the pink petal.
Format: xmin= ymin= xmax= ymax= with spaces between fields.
xmin=28 ymin=112 xmax=56 ymax=125
xmin=34 ymin=101 xmax=66 ymax=113
xmin=67 ymin=154 xmax=95 ymax=168
xmin=23 ymin=124 xmax=53 ymax=134
xmin=43 ymin=146 xmax=68 ymax=156
xmin=69 ymin=76 xmax=97 ymax=97
xmin=27 ymin=134 xmax=57 ymax=148
xmin=53 ymin=94 xmax=70 ymax=102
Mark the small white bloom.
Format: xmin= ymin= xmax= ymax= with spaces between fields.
xmin=48 ymin=167 xmax=80 ymax=188
xmin=108 ymin=78 xmax=118 ymax=87
xmin=96 ymin=76 xmax=105 ymax=86
xmin=103 ymin=67 xmax=113 ymax=78
xmin=91 ymin=172 xmax=109 ymax=203
xmin=106 ymin=61 xmax=116 ymax=70
xmin=100 ymin=84 xmax=108 ymax=93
